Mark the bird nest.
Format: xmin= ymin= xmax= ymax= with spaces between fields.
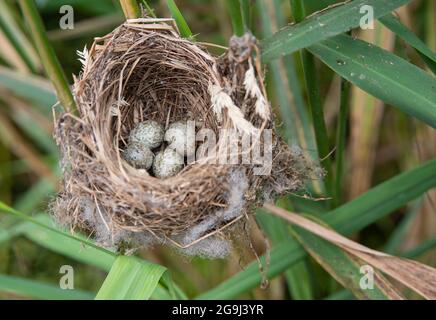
xmin=51 ymin=18 xmax=317 ymax=259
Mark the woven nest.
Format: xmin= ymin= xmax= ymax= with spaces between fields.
xmin=52 ymin=18 xmax=317 ymax=259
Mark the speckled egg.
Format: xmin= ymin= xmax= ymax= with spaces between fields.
xmin=164 ymin=121 xmax=193 ymax=157
xmin=129 ymin=120 xmax=164 ymax=149
xmin=152 ymin=147 xmax=184 ymax=178
xmin=123 ymin=142 xmax=154 ymax=170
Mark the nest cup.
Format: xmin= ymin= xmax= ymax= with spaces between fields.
xmin=52 ymin=18 xmax=316 ymax=258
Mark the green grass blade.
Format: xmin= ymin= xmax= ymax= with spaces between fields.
xmin=282 ymin=55 xmax=317 ymax=158
xmin=289 ymin=0 xmax=305 ymax=21
xmin=0 ymin=66 xmax=56 ymax=110
xmin=21 ymin=215 xmax=116 ymax=271
xmin=196 ymin=238 xmax=304 ymax=300
xmin=161 ymin=272 xmax=188 ymax=300
xmin=291 ymin=0 xmax=333 ymax=199
xmin=380 ymin=13 xmax=436 ymax=73
xmin=257 ymin=0 xmax=298 ymax=143
xmin=18 ymin=0 xmax=76 ymax=113
xmin=140 ymin=0 xmax=157 ymax=18
xmin=0 ymin=274 xmax=94 ymax=300
xmin=288 ymin=194 xmax=328 ymax=215
xmin=11 ymin=110 xmax=58 ymax=154
xmin=257 ymin=207 xmax=313 ymax=299
xmin=2 ymin=212 xmax=114 ymax=271
xmin=274 ymin=0 xmax=317 ymax=161
xmin=281 ymin=259 xmax=313 ymax=300
xmin=303 ymin=0 xmax=342 ymax=15
xmin=299 ymin=50 xmax=334 ymax=197
xmin=0 ymin=214 xmax=176 ymax=300
xmin=225 ymin=0 xmax=244 ymax=36
xmin=95 ymin=255 xmax=167 ymax=300
xmin=15 ymin=176 xmax=56 ymax=213
xmin=0 ymin=201 xmax=116 ymax=260
xmin=308 ymin=34 xmax=436 ymax=128
xmin=256 ymin=1 xmax=314 ymax=299
xmin=262 ymin=0 xmax=410 ymax=63
xmin=0 ymin=220 xmax=30 ymax=243
xmin=323 ymin=159 xmax=436 ymax=235
xmin=290 ymin=225 xmax=402 ymax=300
xmin=240 ymin=0 xmax=252 ymax=31
xmin=166 ymin=0 xmax=192 ymax=38
xmin=196 ymin=159 xmax=436 ymax=299
xmin=325 ymin=289 xmax=354 ymax=300
xmin=0 ymin=203 xmax=177 ymax=300
xmin=0 ymin=171 xmax=56 ymax=244
xmin=152 ymin=284 xmax=174 ymax=300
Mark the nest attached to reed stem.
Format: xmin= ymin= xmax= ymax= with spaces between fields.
xmin=51 ymin=18 xmax=318 ymax=258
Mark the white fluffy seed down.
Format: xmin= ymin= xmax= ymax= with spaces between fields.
xmin=153 ymin=147 xmax=184 ymax=178
xmin=123 ymin=142 xmax=154 ymax=169
xmin=164 ymin=121 xmax=193 ymax=157
xmin=129 ymin=120 xmax=164 ymax=149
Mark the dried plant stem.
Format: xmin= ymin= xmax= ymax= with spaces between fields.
xmin=264 ymin=203 xmax=436 ymax=300
xmin=120 ymin=0 xmax=141 ymax=19
xmin=18 ymin=0 xmax=76 ymax=114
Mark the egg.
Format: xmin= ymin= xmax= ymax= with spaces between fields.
xmin=123 ymin=142 xmax=154 ymax=170
xmin=164 ymin=121 xmax=194 ymax=157
xmin=129 ymin=120 xmax=164 ymax=149
xmin=152 ymin=147 xmax=184 ymax=178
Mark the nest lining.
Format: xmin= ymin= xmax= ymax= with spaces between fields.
xmin=52 ymin=18 xmax=318 ymax=258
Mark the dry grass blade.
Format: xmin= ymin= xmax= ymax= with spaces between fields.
xmin=119 ymin=0 xmax=141 ymax=20
xmin=290 ymin=226 xmax=404 ymax=300
xmin=264 ymin=203 xmax=436 ymax=299
xmin=348 ymin=22 xmax=395 ymax=199
xmin=0 ymin=28 xmax=29 ymax=72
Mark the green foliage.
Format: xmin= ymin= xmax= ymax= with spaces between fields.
xmin=262 ymin=0 xmax=410 ymax=62
xmin=380 ymin=14 xmax=436 ymax=73
xmin=0 ymin=67 xmax=56 ymax=109
xmin=18 ymin=0 xmax=77 ymax=113
xmin=0 ymin=274 xmax=94 ymax=300
xmin=95 ymin=256 xmax=169 ymax=300
xmin=166 ymin=0 xmax=192 ymax=38
xmin=308 ymin=34 xmax=436 ymax=128
xmin=225 ymin=0 xmax=244 ymax=36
